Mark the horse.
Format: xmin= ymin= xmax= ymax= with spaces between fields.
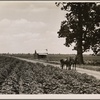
xmin=60 ymin=56 xmax=78 ymax=70
xmin=60 ymin=58 xmax=71 ymax=70
xmin=70 ymin=56 xmax=78 ymax=70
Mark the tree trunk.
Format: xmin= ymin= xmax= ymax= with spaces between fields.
xmin=77 ymin=5 xmax=84 ymax=64
xmin=77 ymin=39 xmax=84 ymax=64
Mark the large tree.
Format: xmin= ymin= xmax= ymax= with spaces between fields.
xmin=56 ymin=2 xmax=100 ymax=64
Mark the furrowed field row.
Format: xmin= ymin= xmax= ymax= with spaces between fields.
xmin=0 ymin=56 xmax=100 ymax=94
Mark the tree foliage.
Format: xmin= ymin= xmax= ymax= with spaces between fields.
xmin=56 ymin=2 xmax=100 ymax=63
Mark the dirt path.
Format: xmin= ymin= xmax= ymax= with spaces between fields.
xmin=14 ymin=57 xmax=100 ymax=80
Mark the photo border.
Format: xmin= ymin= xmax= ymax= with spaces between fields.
xmin=0 ymin=0 xmax=100 ymax=99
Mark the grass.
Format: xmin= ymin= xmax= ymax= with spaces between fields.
xmin=2 ymin=53 xmax=100 ymax=71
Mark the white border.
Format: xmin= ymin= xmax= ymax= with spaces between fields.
xmin=0 ymin=1 xmax=100 ymax=99
xmin=0 ymin=94 xmax=100 ymax=99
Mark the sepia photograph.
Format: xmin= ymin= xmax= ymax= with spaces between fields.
xmin=0 ymin=0 xmax=100 ymax=99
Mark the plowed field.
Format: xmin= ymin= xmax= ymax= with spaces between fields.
xmin=0 ymin=56 xmax=100 ymax=94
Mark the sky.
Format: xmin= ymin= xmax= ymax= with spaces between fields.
xmin=0 ymin=1 xmax=93 ymax=54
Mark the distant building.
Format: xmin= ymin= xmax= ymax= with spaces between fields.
xmin=34 ymin=50 xmax=48 ymax=60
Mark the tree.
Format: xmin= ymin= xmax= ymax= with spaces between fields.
xmin=56 ymin=2 xmax=100 ymax=64
xmin=92 ymin=44 xmax=100 ymax=55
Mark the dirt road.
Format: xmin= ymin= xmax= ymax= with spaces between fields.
xmin=14 ymin=57 xmax=100 ymax=80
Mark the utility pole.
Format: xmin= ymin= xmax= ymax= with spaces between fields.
xmin=46 ymin=49 xmax=48 ymax=62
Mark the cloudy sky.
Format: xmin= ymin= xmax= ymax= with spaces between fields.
xmin=0 ymin=1 xmax=93 ymax=54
